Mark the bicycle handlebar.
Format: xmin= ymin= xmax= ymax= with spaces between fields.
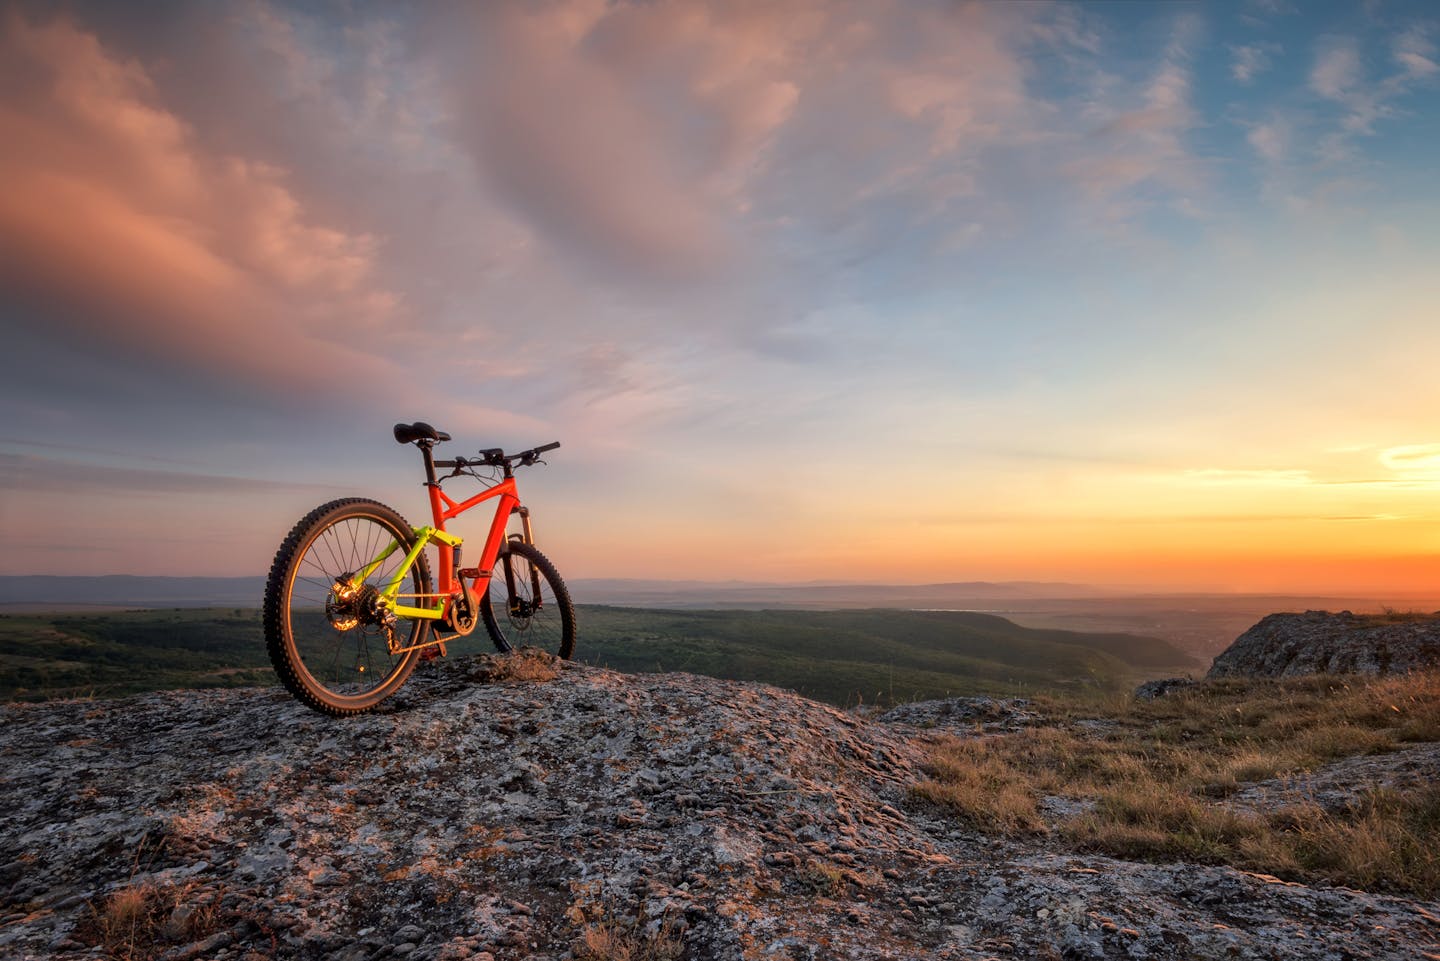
xmin=434 ymin=441 xmax=560 ymax=472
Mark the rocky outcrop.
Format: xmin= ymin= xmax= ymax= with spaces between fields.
xmin=1208 ymin=610 xmax=1440 ymax=679
xmin=2 ymin=654 xmax=1438 ymax=960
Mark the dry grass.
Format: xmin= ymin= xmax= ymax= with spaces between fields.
xmin=911 ymin=738 xmax=1046 ymax=833
xmin=76 ymin=880 xmax=220 ymax=961
xmin=471 ymin=647 xmax=562 ymax=683
xmin=573 ymin=917 xmax=685 ymax=961
xmin=1372 ymin=607 xmax=1440 ymax=624
xmin=794 ymin=859 xmax=847 ymax=896
xmin=1281 ymin=786 xmax=1440 ymax=892
xmin=910 ymin=672 xmax=1440 ymax=897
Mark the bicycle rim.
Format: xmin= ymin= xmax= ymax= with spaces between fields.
xmin=270 ymin=500 xmax=428 ymax=713
xmin=481 ymin=541 xmax=574 ymax=658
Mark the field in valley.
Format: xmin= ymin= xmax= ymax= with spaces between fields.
xmin=0 ymin=604 xmax=1197 ymax=706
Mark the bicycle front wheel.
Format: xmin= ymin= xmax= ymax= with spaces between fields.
xmin=263 ymin=498 xmax=432 ymax=716
xmin=480 ymin=540 xmax=576 ymax=659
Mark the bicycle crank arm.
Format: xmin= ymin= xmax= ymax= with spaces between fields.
xmin=387 ymin=634 xmax=450 ymax=656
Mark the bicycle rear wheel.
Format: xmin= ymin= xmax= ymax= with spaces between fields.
xmin=480 ymin=540 xmax=575 ymax=659
xmin=263 ymin=498 xmax=432 ymax=716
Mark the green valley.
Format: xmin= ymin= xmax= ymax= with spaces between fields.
xmin=0 ymin=605 xmax=1198 ymax=706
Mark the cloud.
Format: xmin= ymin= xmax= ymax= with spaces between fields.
xmin=1393 ymin=27 xmax=1439 ymax=79
xmin=0 ymin=8 xmax=406 ymax=395
xmin=1311 ymin=40 xmax=1361 ymax=100
xmin=1183 ymin=468 xmax=1315 ymax=486
xmin=1310 ymin=38 xmax=1388 ymax=135
xmin=1064 ymin=58 xmax=1200 ymax=209
xmin=437 ymin=2 xmax=809 ymax=284
xmin=1244 ymin=0 xmax=1297 ymax=16
xmin=1308 ymin=29 xmax=1439 ymax=143
xmin=1246 ymin=119 xmax=1288 ymax=162
xmin=433 ymin=0 xmax=1108 ymax=294
xmin=1380 ymin=444 xmax=1440 ymax=478
xmin=0 ymin=453 xmax=331 ymax=496
xmin=1230 ymin=43 xmax=1273 ymax=84
xmin=1179 ymin=446 xmax=1440 ymax=491
xmin=1 ymin=0 xmax=1223 ymax=400
xmin=1038 ymin=8 xmax=1211 ymax=228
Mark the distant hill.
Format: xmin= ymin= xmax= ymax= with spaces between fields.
xmin=0 ymin=575 xmax=1108 ymax=610
xmin=0 ymin=604 xmax=1196 ymax=706
xmin=577 ymin=605 xmax=1198 ymax=704
xmin=7 ymin=576 xmax=1432 ymax=665
xmin=0 ymin=575 xmax=266 ymax=608
xmin=568 ymin=578 xmax=1112 ymax=608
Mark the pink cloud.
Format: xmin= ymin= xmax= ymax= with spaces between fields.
xmin=1393 ymin=28 xmax=1439 ymax=79
xmin=0 ymin=9 xmax=404 ymax=393
xmin=437 ymin=1 xmax=1054 ymax=282
xmin=441 ymin=4 xmax=738 ymax=281
xmin=1064 ymin=59 xmax=1201 ymax=206
xmin=1311 ymin=41 xmax=1361 ymax=100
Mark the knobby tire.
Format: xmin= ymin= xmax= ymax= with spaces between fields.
xmin=480 ymin=540 xmax=576 ymax=659
xmin=263 ymin=498 xmax=431 ymax=717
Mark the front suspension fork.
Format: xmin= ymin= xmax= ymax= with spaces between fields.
xmin=503 ymin=506 xmax=542 ymax=615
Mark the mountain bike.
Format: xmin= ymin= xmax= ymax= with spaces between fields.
xmin=263 ymin=422 xmax=576 ymax=716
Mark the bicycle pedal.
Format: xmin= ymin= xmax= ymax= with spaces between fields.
xmin=458 ymin=567 xmax=483 ymax=579
xmin=419 ymin=641 xmax=448 ymax=661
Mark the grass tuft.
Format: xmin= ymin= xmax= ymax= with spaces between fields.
xmin=794 ymin=859 xmax=848 ymax=896
xmin=470 ymin=647 xmax=563 ymax=683
xmin=573 ymin=916 xmax=685 ymax=961
xmin=77 ymin=881 xmax=220 ymax=961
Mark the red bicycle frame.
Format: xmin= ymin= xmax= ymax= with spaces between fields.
xmin=426 ymin=475 xmax=527 ymax=600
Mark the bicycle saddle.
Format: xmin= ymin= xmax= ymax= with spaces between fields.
xmin=393 ymin=422 xmax=451 ymax=445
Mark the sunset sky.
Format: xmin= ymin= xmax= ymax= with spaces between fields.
xmin=2 ymin=0 xmax=1439 ymax=593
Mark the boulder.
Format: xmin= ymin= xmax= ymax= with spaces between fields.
xmin=1207 ymin=610 xmax=1440 ymax=678
xmin=1132 ymin=677 xmax=1198 ymax=700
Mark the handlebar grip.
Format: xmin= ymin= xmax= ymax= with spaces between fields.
xmin=534 ymin=441 xmax=561 ymax=454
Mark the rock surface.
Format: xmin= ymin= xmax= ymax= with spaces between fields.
xmin=1130 ymin=678 xmax=1197 ymax=701
xmin=2 ymin=654 xmax=1438 ymax=960
xmin=1224 ymin=741 xmax=1440 ymax=814
xmin=1208 ymin=610 xmax=1440 ymax=678
xmin=873 ymin=697 xmax=1040 ymax=735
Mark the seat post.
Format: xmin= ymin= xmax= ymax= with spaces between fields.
xmin=420 ymin=442 xmax=439 ymax=487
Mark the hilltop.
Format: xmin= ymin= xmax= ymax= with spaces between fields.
xmin=2 ymin=654 xmax=1436 ymax=960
